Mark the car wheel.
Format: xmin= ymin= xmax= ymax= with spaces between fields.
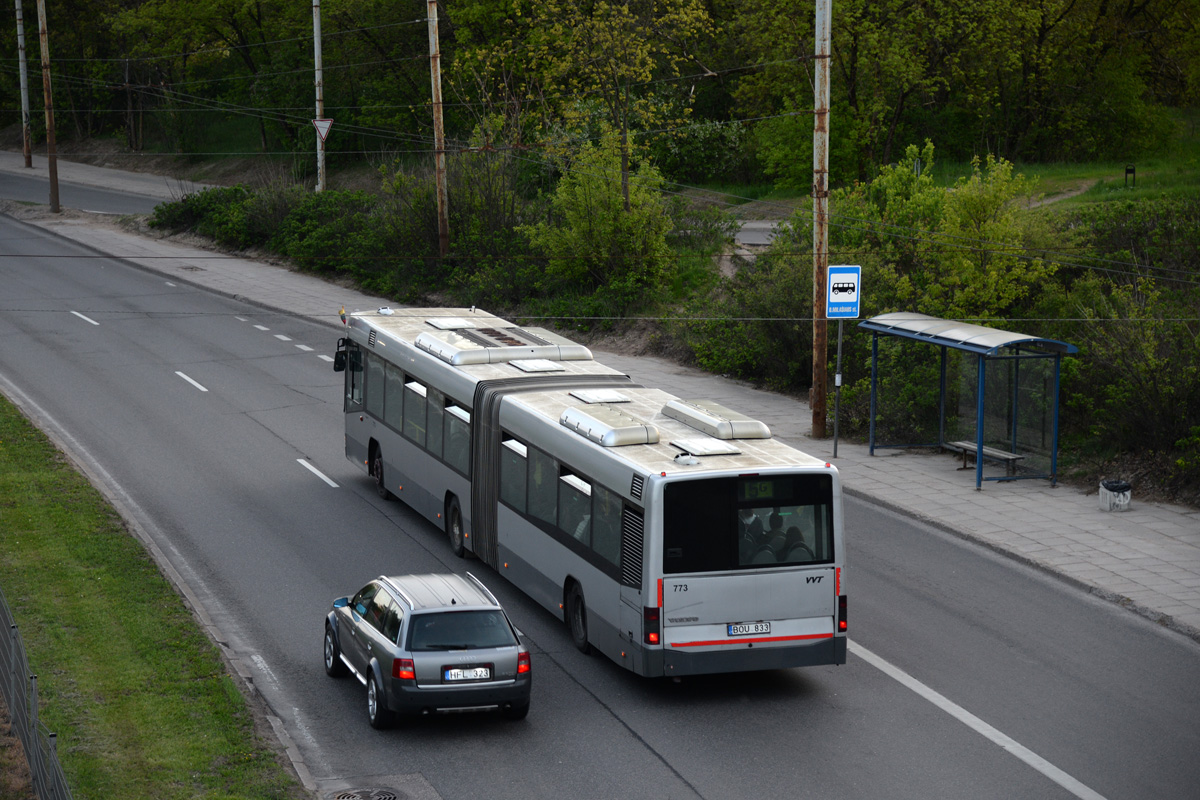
xmin=567 ymin=583 xmax=591 ymax=655
xmin=324 ymin=623 xmax=348 ymax=678
xmin=367 ymin=672 xmax=393 ymax=729
xmin=446 ymin=497 xmax=465 ymax=558
xmin=373 ymin=449 xmax=392 ymax=500
xmin=502 ymin=702 xmax=530 ymax=721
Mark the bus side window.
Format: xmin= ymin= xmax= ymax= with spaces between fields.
xmin=364 ymin=352 xmax=385 ymax=419
xmin=403 ymin=380 xmax=427 ymax=446
xmin=444 ymin=405 xmax=471 ymax=475
xmin=528 ymin=448 xmax=557 ymax=527
xmin=383 ymin=363 xmax=405 ymax=432
xmin=345 ymin=347 xmax=363 ymax=412
xmin=559 ymin=472 xmax=592 ymax=545
xmin=592 ymin=484 xmax=622 ymax=567
xmin=500 ymin=437 xmax=527 ymax=512
xmin=427 ymin=389 xmax=444 ymax=458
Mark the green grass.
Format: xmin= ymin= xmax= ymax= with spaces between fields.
xmin=0 ymin=396 xmax=306 ymax=800
xmin=928 ymin=109 xmax=1200 ymax=207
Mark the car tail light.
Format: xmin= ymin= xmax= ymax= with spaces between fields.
xmin=838 ymin=595 xmax=848 ymax=632
xmin=643 ymin=606 xmax=661 ymax=645
xmin=517 ymin=651 xmax=531 ymax=674
xmin=393 ymin=658 xmax=415 ymax=681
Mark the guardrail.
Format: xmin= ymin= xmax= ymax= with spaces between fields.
xmin=0 ymin=582 xmax=74 ymax=800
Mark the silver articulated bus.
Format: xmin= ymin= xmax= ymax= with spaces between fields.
xmin=334 ymin=307 xmax=847 ymax=677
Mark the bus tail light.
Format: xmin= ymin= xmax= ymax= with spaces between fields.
xmin=838 ymin=595 xmax=848 ymax=633
xmin=643 ymin=606 xmax=661 ymax=645
xmin=393 ymin=658 xmax=415 ymax=681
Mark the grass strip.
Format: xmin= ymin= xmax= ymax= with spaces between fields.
xmin=0 ymin=394 xmax=307 ymax=800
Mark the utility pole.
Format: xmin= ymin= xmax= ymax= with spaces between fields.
xmin=35 ymin=0 xmax=58 ymax=212
xmin=14 ymin=0 xmax=32 ymax=167
xmin=811 ymin=0 xmax=831 ymax=438
xmin=313 ymin=0 xmax=326 ymax=192
xmin=427 ymin=0 xmax=449 ymax=258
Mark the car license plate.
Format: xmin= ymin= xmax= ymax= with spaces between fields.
xmin=727 ymin=622 xmax=771 ymax=636
xmin=444 ymin=666 xmax=491 ymax=682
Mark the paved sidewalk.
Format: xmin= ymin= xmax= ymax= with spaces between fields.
xmin=6 ymin=155 xmax=1199 ymax=644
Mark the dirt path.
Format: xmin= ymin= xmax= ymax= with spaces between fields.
xmin=1025 ymin=179 xmax=1099 ymax=208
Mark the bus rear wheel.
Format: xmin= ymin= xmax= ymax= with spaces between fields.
xmin=567 ymin=583 xmax=591 ymax=655
xmin=447 ymin=497 xmax=465 ymax=558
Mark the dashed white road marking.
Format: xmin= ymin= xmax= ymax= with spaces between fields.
xmin=297 ymin=459 xmax=338 ymax=487
xmin=71 ymin=310 xmax=99 ymax=325
xmin=174 ymin=371 xmax=208 ymax=392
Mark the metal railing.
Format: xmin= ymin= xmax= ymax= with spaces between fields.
xmin=0 ymin=582 xmax=74 ymax=800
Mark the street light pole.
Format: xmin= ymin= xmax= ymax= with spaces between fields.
xmin=811 ymin=0 xmax=831 ymax=437
xmin=313 ymin=0 xmax=326 ymax=192
xmin=14 ymin=0 xmax=32 ymax=168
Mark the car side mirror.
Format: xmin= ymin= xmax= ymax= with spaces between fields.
xmin=333 ymin=597 xmax=349 ymax=608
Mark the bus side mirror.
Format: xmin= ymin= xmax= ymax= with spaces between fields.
xmin=333 ymin=351 xmax=346 ymax=372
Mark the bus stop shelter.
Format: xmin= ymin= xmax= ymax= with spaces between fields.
xmin=858 ymin=312 xmax=1078 ymax=489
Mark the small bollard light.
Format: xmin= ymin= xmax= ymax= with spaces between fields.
xmin=1125 ymin=164 xmax=1135 ymax=188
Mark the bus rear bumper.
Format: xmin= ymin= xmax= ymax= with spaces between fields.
xmin=646 ymin=635 xmax=847 ymax=677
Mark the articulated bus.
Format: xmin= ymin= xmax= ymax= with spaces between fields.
xmin=334 ymin=307 xmax=847 ymax=677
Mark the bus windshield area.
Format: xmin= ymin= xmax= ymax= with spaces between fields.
xmin=663 ymin=474 xmax=835 ymax=574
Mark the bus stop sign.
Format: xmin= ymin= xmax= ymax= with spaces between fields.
xmin=826 ymin=265 xmax=861 ymax=319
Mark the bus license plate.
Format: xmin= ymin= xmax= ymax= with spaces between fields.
xmin=444 ymin=666 xmax=491 ymax=681
xmin=728 ymin=622 xmax=771 ymax=636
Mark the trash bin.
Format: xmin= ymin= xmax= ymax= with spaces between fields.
xmin=1099 ymin=479 xmax=1131 ymax=512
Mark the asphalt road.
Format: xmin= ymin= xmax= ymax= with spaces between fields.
xmin=1 ymin=199 xmax=1198 ymax=799
xmin=0 ymin=170 xmax=165 ymax=215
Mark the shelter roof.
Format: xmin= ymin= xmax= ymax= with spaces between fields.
xmin=858 ymin=313 xmax=1078 ymax=356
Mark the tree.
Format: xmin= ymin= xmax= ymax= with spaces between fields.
xmin=452 ymin=0 xmax=715 ymax=208
xmin=519 ymin=129 xmax=673 ymax=316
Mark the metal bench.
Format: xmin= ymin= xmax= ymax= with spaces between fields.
xmin=943 ymin=440 xmax=1026 ymax=477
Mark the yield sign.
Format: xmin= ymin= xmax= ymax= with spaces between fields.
xmin=313 ymin=118 xmax=334 ymax=142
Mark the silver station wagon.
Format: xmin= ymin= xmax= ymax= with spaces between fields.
xmin=324 ymin=572 xmax=531 ymax=727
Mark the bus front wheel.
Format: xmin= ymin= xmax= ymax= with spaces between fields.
xmin=567 ymin=583 xmax=592 ymax=655
xmin=372 ymin=449 xmax=393 ymax=500
xmin=447 ymin=498 xmax=465 ymax=558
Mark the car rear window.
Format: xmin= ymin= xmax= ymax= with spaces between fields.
xmin=407 ymin=610 xmax=518 ymax=651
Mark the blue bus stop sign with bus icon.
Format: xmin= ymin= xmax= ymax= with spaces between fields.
xmin=826 ymin=265 xmax=861 ymax=319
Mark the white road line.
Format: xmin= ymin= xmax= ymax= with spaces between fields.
xmin=849 ymin=641 xmax=1107 ymax=800
xmin=254 ymin=324 xmax=269 ymax=331
xmin=70 ymin=310 xmax=99 ymax=326
xmin=174 ymin=371 xmax=208 ymax=392
xmin=165 ymin=281 xmax=176 ymax=287
xmin=295 ymin=344 xmax=314 ymax=352
xmin=317 ymin=354 xmax=334 ymax=362
xmin=296 ymin=459 xmax=338 ymax=487
xmin=236 ymin=317 xmax=248 ymax=322
xmin=274 ymin=334 xmax=292 ymax=342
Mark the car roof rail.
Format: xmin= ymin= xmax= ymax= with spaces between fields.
xmin=379 ymin=576 xmax=415 ymax=608
xmin=465 ymin=572 xmax=500 ymax=606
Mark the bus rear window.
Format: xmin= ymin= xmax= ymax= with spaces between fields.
xmin=663 ymin=475 xmax=834 ymax=574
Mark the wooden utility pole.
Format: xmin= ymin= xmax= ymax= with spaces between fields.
xmin=35 ymin=0 xmax=58 ymax=212
xmin=427 ymin=0 xmax=449 ymax=258
xmin=14 ymin=0 xmax=32 ymax=167
xmin=811 ymin=0 xmax=831 ymax=437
